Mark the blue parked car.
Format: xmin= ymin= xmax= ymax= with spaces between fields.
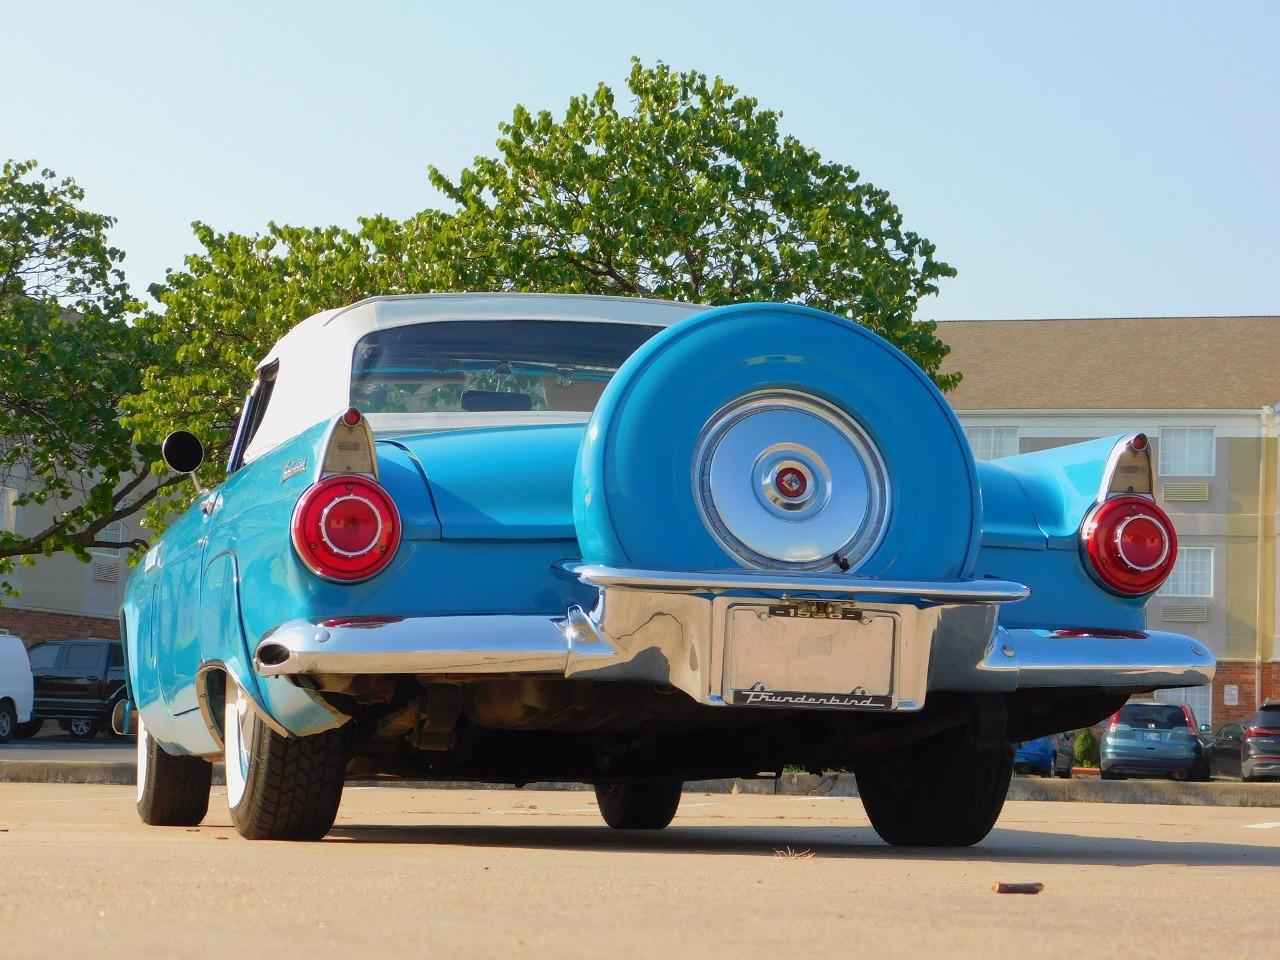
xmin=1100 ymin=701 xmax=1210 ymax=781
xmin=123 ymin=294 xmax=1213 ymax=845
xmin=1014 ymin=734 xmax=1074 ymax=778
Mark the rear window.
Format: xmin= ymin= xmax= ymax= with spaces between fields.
xmin=351 ymin=320 xmax=660 ymax=415
xmin=1118 ymin=703 xmax=1187 ymax=730
xmin=1256 ymin=706 xmax=1280 ymax=728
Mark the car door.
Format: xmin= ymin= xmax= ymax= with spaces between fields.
xmin=156 ymin=499 xmax=218 ymax=716
xmin=27 ymin=642 xmax=64 ymax=716
xmin=1211 ymin=724 xmax=1243 ymax=778
xmin=57 ymin=642 xmax=109 ymax=716
xmin=158 ymin=365 xmax=277 ymax=715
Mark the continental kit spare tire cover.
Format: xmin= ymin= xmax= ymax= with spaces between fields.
xmin=574 ymin=303 xmax=981 ymax=579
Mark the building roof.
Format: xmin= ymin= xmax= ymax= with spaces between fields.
xmin=937 ymin=315 xmax=1280 ymax=411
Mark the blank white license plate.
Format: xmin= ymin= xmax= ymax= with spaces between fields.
xmin=727 ymin=604 xmax=895 ymax=710
xmin=1145 ymin=731 xmax=1161 ymax=742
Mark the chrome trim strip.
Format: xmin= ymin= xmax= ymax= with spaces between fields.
xmin=565 ymin=564 xmax=1030 ymax=603
xmin=195 ymin=660 xmax=291 ymax=748
xmin=1113 ymin=513 xmax=1171 ymax=572
xmin=249 ymin=599 xmax=1212 ymax=715
xmin=992 ymin=628 xmax=1215 ymax=690
xmin=254 ymin=615 xmax=570 ymax=677
xmin=318 ymin=493 xmax=384 ymax=557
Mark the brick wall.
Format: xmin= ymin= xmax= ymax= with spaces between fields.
xmin=1212 ymin=659 xmax=1280 ymax=725
xmin=0 ymin=606 xmax=119 ymax=647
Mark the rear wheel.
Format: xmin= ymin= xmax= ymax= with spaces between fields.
xmin=136 ymin=716 xmax=212 ymax=826
xmin=14 ymin=718 xmax=43 ymax=739
xmin=224 ymin=680 xmax=351 ymax=840
xmin=594 ymin=780 xmax=683 ymax=830
xmin=1100 ymin=769 xmax=1125 ymax=781
xmin=857 ymin=728 xmax=1013 ymax=847
xmin=0 ymin=701 xmax=15 ymax=743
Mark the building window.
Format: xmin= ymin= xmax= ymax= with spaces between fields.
xmin=90 ymin=519 xmax=125 ymax=583
xmin=90 ymin=520 xmax=125 ymax=554
xmin=0 ymin=486 xmax=17 ymax=534
xmin=1159 ymin=546 xmax=1213 ymax=597
xmin=965 ymin=426 xmax=1019 ymax=461
xmin=1155 ymin=685 xmax=1212 ymax=729
xmin=1158 ymin=427 xmax=1215 ymax=477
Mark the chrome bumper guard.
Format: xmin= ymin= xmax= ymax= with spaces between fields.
xmin=253 ymin=564 xmax=1214 ymax=711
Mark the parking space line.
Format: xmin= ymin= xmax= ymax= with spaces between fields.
xmin=1244 ymin=822 xmax=1280 ymax=830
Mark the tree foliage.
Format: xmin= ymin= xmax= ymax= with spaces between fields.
xmin=430 ymin=59 xmax=957 ymax=385
xmin=120 ymin=59 xmax=958 ymax=543
xmin=0 ymin=160 xmax=164 ymax=596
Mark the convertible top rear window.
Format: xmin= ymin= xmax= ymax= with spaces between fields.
xmin=351 ymin=320 xmax=660 ymax=415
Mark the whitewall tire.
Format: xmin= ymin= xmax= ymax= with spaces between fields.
xmin=223 ymin=679 xmax=351 ymax=841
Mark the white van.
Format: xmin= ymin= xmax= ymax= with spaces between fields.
xmin=0 ymin=632 xmax=35 ymax=743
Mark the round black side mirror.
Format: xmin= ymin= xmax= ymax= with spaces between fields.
xmin=162 ymin=430 xmax=205 ymax=474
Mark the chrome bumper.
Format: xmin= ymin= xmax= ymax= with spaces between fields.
xmin=252 ymin=565 xmax=1214 ymax=711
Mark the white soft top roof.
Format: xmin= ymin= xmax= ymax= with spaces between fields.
xmin=244 ymin=293 xmax=706 ymax=464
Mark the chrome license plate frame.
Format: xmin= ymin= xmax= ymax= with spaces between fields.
xmin=725 ymin=601 xmax=897 ymax=710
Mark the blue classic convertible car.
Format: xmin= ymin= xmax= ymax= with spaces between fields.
xmin=124 ymin=293 xmax=1213 ymax=844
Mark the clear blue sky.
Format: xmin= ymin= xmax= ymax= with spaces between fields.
xmin=5 ymin=0 xmax=1276 ymax=320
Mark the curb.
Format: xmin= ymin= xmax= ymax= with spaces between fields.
xmin=2 ymin=761 xmax=1278 ymax=806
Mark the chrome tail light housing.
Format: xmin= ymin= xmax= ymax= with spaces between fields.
xmin=1081 ymin=493 xmax=1177 ymax=596
xmin=292 ymin=474 xmax=400 ymax=582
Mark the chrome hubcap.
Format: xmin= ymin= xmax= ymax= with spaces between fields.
xmin=694 ymin=391 xmax=890 ymax=569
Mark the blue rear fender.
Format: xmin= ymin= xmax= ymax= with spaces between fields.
xmin=973 ymin=436 xmax=1148 ymax=631
xmin=201 ymin=417 xmax=595 ymax=737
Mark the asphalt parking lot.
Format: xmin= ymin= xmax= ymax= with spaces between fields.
xmin=2 ymin=784 xmax=1276 ymax=960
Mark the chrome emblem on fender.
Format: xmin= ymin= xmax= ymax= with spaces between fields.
xmin=281 ymin=458 xmax=308 ymax=483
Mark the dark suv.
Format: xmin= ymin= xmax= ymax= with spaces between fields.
xmin=1205 ymin=702 xmax=1280 ymax=781
xmin=26 ymin=638 xmax=128 ymax=739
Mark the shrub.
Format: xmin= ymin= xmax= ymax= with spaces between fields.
xmin=1073 ymin=728 xmax=1101 ymax=768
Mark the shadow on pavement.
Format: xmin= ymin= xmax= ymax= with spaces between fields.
xmin=326 ymin=821 xmax=1280 ymax=868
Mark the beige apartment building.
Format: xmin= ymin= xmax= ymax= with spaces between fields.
xmin=941 ymin=315 xmax=1279 ymax=727
xmin=0 ymin=478 xmax=127 ymax=645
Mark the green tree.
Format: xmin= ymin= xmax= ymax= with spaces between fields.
xmin=0 ymin=160 xmax=164 ymax=597
xmin=128 ymin=58 xmax=957 ymax=535
xmin=430 ymin=58 xmax=957 ymax=387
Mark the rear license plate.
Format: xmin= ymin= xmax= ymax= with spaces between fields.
xmin=727 ymin=603 xmax=895 ymax=710
xmin=1145 ymin=731 xmax=1161 ymax=742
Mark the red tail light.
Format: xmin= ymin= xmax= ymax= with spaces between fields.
xmin=1081 ymin=495 xmax=1177 ymax=596
xmin=291 ymin=474 xmax=400 ymax=582
xmin=1106 ymin=711 xmax=1121 ymax=733
xmin=1245 ymin=727 xmax=1280 ymax=739
xmin=1180 ymin=703 xmax=1196 ymax=733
